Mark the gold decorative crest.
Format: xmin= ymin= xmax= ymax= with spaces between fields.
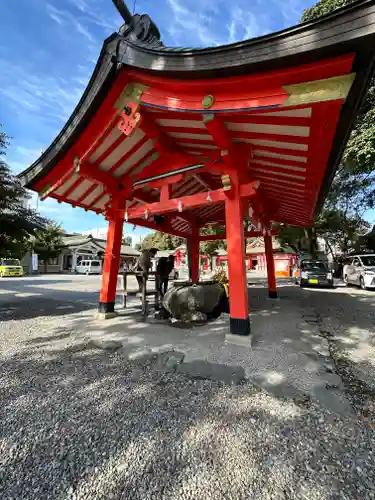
xmin=282 ymin=73 xmax=355 ymax=107
xmin=114 ymin=82 xmax=149 ymax=111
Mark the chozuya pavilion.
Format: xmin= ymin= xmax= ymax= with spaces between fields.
xmin=19 ymin=0 xmax=375 ymax=335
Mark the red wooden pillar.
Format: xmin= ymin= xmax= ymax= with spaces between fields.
xmin=248 ymin=255 xmax=253 ymax=270
xmin=225 ymin=172 xmax=250 ymax=336
xmin=98 ymin=208 xmax=124 ymax=316
xmin=264 ymin=227 xmax=277 ymax=299
xmin=187 ymin=229 xmax=199 ymax=283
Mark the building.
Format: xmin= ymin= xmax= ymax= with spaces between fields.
xmin=22 ymin=233 xmax=139 ymax=274
xmin=18 ymin=1 xmax=375 ymax=335
xmin=215 ymin=238 xmax=297 ymax=277
xmin=60 ymin=234 xmax=139 ymax=272
xmin=81 ymin=228 xmax=132 ymax=247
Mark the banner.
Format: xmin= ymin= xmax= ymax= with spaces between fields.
xmin=32 ymin=254 xmax=38 ymax=272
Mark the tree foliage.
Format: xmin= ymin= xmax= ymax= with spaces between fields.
xmin=0 ymin=125 xmax=47 ymax=258
xmin=301 ymin=0 xmax=354 ymax=22
xmin=279 ymin=0 xmax=375 ymax=258
xmin=32 ymin=223 xmax=64 ymax=273
xmin=199 ymin=224 xmax=226 ymax=259
xmin=140 ymin=231 xmax=184 ymax=250
xmin=357 ymin=225 xmax=375 ymax=252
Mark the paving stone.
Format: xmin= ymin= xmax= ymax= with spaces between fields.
xmin=177 ymin=360 xmax=246 ymax=383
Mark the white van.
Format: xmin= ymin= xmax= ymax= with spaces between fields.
xmin=75 ymin=260 xmax=102 ymax=275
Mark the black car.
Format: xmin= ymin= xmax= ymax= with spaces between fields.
xmin=297 ymin=260 xmax=334 ymax=288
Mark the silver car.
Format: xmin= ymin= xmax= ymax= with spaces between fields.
xmin=343 ymin=254 xmax=375 ymax=290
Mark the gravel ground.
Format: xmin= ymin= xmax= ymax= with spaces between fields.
xmin=304 ymin=286 xmax=375 ymax=417
xmin=1 ymin=289 xmax=375 ymax=499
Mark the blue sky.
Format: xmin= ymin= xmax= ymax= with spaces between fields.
xmin=1 ymin=0 xmax=317 ymax=241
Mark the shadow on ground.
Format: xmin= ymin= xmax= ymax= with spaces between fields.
xmin=0 ymin=296 xmax=95 ymax=321
xmin=0 ymin=342 xmax=373 ymax=500
xmin=9 ymin=284 xmax=371 ymax=419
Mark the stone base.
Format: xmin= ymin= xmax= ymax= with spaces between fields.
xmin=98 ymin=301 xmax=115 ymax=313
xmin=230 ymin=317 xmax=251 ymax=336
xmin=96 ymin=311 xmax=117 ymax=320
xmin=268 ymin=290 xmax=278 ymax=299
xmin=225 ymin=333 xmax=252 ymax=347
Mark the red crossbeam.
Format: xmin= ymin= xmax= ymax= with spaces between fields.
xmin=199 ymin=229 xmax=279 ymax=241
xmin=126 ymin=181 xmax=258 ymax=219
xmin=40 ymin=165 xmax=74 ymax=201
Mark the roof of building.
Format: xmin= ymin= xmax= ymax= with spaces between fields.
xmin=62 ymin=233 xmax=139 ymax=256
xmin=18 ymin=0 xmax=375 ymax=232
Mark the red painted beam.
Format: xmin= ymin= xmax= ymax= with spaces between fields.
xmin=199 ymin=229 xmax=279 ymax=241
xmin=89 ymin=190 xmax=107 ymax=211
xmin=119 ymin=148 xmax=159 ymax=183
xmin=160 ymin=184 xmax=171 ymax=202
xmin=76 ymin=183 xmax=99 ymax=205
xmin=140 ymin=173 xmax=184 ymax=191
xmin=108 ymin=134 xmax=149 ymax=175
xmin=252 ymin=145 xmax=308 ymax=158
xmin=60 ymin=176 xmax=84 ymax=199
xmin=40 ymin=167 xmax=74 ymax=201
xmin=122 ymin=217 xmax=189 ymax=238
xmin=34 ymin=71 xmax=129 ymax=192
xmin=125 ymin=54 xmax=354 ymax=93
xmin=77 ymin=162 xmax=120 ymax=193
xmin=203 ymin=115 xmax=232 ymax=150
xmin=126 ymin=181 xmax=259 ymax=219
xmin=153 ymin=112 xmax=311 ymax=127
xmin=131 ymin=150 xmax=219 ymax=185
xmin=250 ymin=156 xmax=308 ymax=170
xmin=49 ymin=193 xmax=98 ymax=213
xmin=140 ymin=111 xmax=178 ymax=153
xmin=175 ymin=130 xmax=308 ymax=146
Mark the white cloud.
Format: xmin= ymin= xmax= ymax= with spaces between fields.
xmin=7 ymin=146 xmax=42 ymax=174
xmin=227 ymin=7 xmax=262 ymax=44
xmin=0 ymin=58 xmax=86 ymax=125
xmin=65 ymin=0 xmax=121 ymax=33
xmin=46 ymin=4 xmax=97 ymax=45
xmin=167 ymin=0 xmax=227 ymax=47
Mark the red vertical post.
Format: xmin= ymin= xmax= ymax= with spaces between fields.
xmin=225 ymin=171 xmax=250 ymax=336
xmin=264 ymin=227 xmax=277 ymax=299
xmin=187 ymin=226 xmax=199 ymax=284
xmin=98 ymin=202 xmax=125 ymax=316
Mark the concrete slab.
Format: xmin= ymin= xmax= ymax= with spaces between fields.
xmin=46 ymin=285 xmax=354 ymax=417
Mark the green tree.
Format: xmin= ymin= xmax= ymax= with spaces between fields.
xmin=141 ymin=231 xmax=184 ymax=250
xmin=353 ymin=224 xmax=375 ymax=252
xmin=199 ymin=224 xmax=226 ymax=267
xmin=301 ymin=0 xmax=375 ymax=210
xmin=0 ymin=125 xmax=47 ymax=258
xmin=32 ymin=223 xmax=64 ymax=273
xmin=278 ymin=0 xmax=375 ymax=257
xmin=301 ymin=0 xmax=354 ymax=21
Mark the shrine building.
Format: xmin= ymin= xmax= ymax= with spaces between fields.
xmin=19 ymin=0 xmax=375 ymax=335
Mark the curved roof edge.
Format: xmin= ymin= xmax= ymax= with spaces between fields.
xmin=19 ymin=33 xmax=121 ymax=187
xmin=19 ymin=0 xmax=375 ymax=218
xmin=118 ymin=0 xmax=375 ymax=76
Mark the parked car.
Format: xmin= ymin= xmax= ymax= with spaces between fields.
xmin=75 ymin=260 xmax=102 ymax=275
xmin=343 ymin=254 xmax=375 ymax=290
xmin=0 ymin=258 xmax=24 ymax=277
xmin=296 ymin=259 xmax=333 ymax=288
